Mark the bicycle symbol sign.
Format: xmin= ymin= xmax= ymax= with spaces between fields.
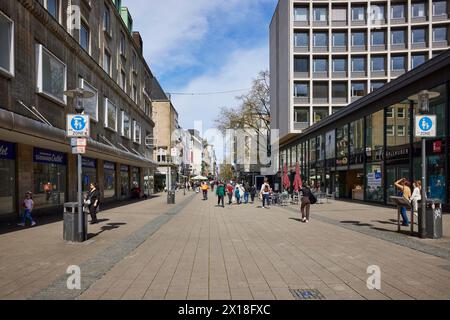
xmin=415 ymin=115 xmax=436 ymax=138
xmin=67 ymin=114 xmax=90 ymax=137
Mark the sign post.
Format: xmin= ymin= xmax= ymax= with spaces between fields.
xmin=415 ymin=115 xmax=437 ymax=238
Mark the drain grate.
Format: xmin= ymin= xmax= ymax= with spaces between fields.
xmin=289 ymin=289 xmax=325 ymax=300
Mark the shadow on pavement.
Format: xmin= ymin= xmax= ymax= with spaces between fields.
xmin=0 ymin=195 xmax=160 ymax=236
xmin=340 ymin=220 xmax=374 ymax=227
xmin=289 ymin=218 xmax=303 ymax=223
xmin=88 ymin=222 xmax=127 ymax=239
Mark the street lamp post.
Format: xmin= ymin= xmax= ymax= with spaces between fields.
xmin=64 ymin=88 xmax=95 ymax=242
xmin=409 ymin=90 xmax=440 ymax=239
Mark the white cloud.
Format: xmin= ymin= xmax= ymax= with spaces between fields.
xmin=172 ymin=45 xmax=269 ymax=130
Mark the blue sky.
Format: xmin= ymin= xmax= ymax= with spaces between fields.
xmin=126 ymin=0 xmax=278 ymax=131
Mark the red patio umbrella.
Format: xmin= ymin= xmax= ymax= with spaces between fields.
xmin=293 ymin=162 xmax=303 ymax=192
xmin=283 ymin=164 xmax=291 ymax=190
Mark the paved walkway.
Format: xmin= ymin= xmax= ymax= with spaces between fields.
xmin=1 ymin=193 xmax=450 ymax=300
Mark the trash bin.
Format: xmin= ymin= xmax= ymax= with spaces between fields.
xmin=63 ymin=202 xmax=87 ymax=242
xmin=167 ymin=191 xmax=176 ymax=204
xmin=418 ymin=199 xmax=443 ymax=239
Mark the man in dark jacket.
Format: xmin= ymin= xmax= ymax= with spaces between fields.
xmin=300 ymin=185 xmax=313 ymax=223
xmin=216 ymin=181 xmax=226 ymax=208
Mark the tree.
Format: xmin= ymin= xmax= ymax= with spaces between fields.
xmin=219 ymin=163 xmax=235 ymax=182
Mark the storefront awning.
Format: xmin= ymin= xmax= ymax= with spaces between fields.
xmin=0 ymin=107 xmax=157 ymax=169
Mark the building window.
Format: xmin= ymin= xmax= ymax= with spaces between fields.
xmin=352 ymin=7 xmax=365 ymax=21
xmin=386 ymin=125 xmax=395 ymax=136
xmin=351 ymin=82 xmax=366 ymax=97
xmin=391 ymin=55 xmax=406 ymax=70
xmin=412 ymin=2 xmax=426 ymax=18
xmin=314 ymin=108 xmax=329 ymax=123
xmin=371 ymin=81 xmax=386 ymax=92
xmin=332 ymin=58 xmax=347 ymax=72
xmin=351 ymin=56 xmax=366 ymax=72
xmin=371 ymin=4 xmax=385 ymax=20
xmin=294 ymin=107 xmax=309 ymax=124
xmin=120 ymin=32 xmax=126 ymax=56
xmin=132 ymin=51 xmax=137 ymax=72
xmin=391 ymin=29 xmax=406 ymax=44
xmin=104 ymin=98 xmax=118 ymax=131
xmin=433 ymin=27 xmax=448 ymax=42
xmin=332 ymin=32 xmax=346 ymax=47
xmin=386 ymin=107 xmax=394 ymax=118
xmin=332 ymin=7 xmax=347 ymax=21
xmin=80 ymin=78 xmax=98 ymax=121
xmin=45 ymin=0 xmax=59 ymax=21
xmin=313 ymin=32 xmax=328 ymax=47
xmin=332 ymin=82 xmax=347 ymax=99
xmin=294 ymin=57 xmax=309 ymax=72
xmin=120 ymin=69 xmax=126 ymax=91
xmin=36 ymin=44 xmax=67 ymax=104
xmin=397 ymin=107 xmax=406 ymax=118
xmin=391 ymin=4 xmax=405 ymax=18
xmin=133 ymin=121 xmax=142 ymax=144
xmin=121 ymin=111 xmax=130 ymax=138
xmin=313 ymin=82 xmax=328 ymax=100
xmin=412 ymin=54 xmax=427 ymax=68
xmin=0 ymin=11 xmax=14 ymax=77
xmin=352 ymin=31 xmax=366 ymax=46
xmin=397 ymin=125 xmax=406 ymax=136
xmin=313 ymin=58 xmax=327 ymax=72
xmin=80 ymin=21 xmax=90 ymax=52
xmin=313 ymin=7 xmax=327 ymax=21
xmin=371 ymin=31 xmax=385 ymax=46
xmin=412 ymin=28 xmax=426 ymax=43
xmin=103 ymin=4 xmax=111 ymax=33
xmin=294 ymin=83 xmax=308 ymax=98
xmin=294 ymin=32 xmax=309 ymax=47
xmin=294 ymin=7 xmax=308 ymax=22
xmin=103 ymin=49 xmax=111 ymax=75
xmin=433 ymin=1 xmax=448 ymax=16
xmin=133 ymin=84 xmax=138 ymax=103
xmin=371 ymin=56 xmax=386 ymax=71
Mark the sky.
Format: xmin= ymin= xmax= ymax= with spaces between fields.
xmin=126 ymin=0 xmax=278 ymax=133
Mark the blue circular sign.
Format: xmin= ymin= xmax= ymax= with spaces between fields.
xmin=71 ymin=116 xmax=86 ymax=131
xmin=419 ymin=116 xmax=433 ymax=132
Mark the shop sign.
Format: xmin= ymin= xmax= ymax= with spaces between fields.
xmin=33 ymin=148 xmax=67 ymax=165
xmin=367 ymin=172 xmax=382 ymax=190
xmin=433 ymin=140 xmax=442 ymax=153
xmin=67 ymin=114 xmax=90 ymax=138
xmin=72 ymin=146 xmax=86 ymax=154
xmin=415 ymin=115 xmax=436 ymax=138
xmin=104 ymin=162 xmax=116 ymax=171
xmin=82 ymin=157 xmax=97 ymax=168
xmin=0 ymin=141 xmax=15 ymax=160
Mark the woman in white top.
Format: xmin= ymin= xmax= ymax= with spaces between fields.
xmin=410 ymin=180 xmax=422 ymax=218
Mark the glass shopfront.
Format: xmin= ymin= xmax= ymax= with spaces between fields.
xmin=0 ymin=141 xmax=15 ymax=216
xmin=120 ymin=165 xmax=130 ymax=198
xmin=33 ymin=148 xmax=67 ymax=209
xmin=82 ymin=157 xmax=97 ymax=192
xmin=104 ymin=162 xmax=116 ymax=199
xmin=131 ymin=167 xmax=140 ymax=188
xmin=365 ymin=164 xmax=384 ymax=202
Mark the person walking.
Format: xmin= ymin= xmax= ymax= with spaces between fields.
xmin=250 ymin=185 xmax=257 ymax=203
xmin=86 ymin=183 xmax=100 ymax=224
xmin=226 ymin=181 xmax=234 ymax=205
xmin=201 ymin=182 xmax=209 ymax=200
xmin=260 ymin=178 xmax=272 ymax=209
xmin=300 ymin=185 xmax=315 ymax=223
xmin=395 ymin=178 xmax=411 ymax=227
xmin=216 ymin=181 xmax=225 ymax=208
xmin=410 ymin=180 xmax=422 ymax=222
xmin=18 ymin=191 xmax=36 ymax=227
xmin=244 ymin=183 xmax=251 ymax=204
xmin=234 ymin=184 xmax=242 ymax=205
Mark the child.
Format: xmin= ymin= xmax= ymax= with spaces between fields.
xmin=18 ymin=192 xmax=36 ymax=227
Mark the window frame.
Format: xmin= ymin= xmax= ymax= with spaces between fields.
xmin=351 ymin=31 xmax=366 ymax=46
xmin=391 ymin=55 xmax=406 ymax=70
xmin=412 ymin=28 xmax=427 ymax=43
xmin=121 ymin=110 xmax=131 ymax=139
xmin=0 ymin=10 xmax=14 ymax=78
xmin=391 ymin=29 xmax=406 ymax=44
xmin=104 ymin=97 xmax=118 ymax=132
xmin=133 ymin=120 xmax=142 ymax=144
xmin=313 ymin=32 xmax=328 ymax=47
xmin=352 ymin=7 xmax=365 ymax=21
xmin=80 ymin=78 xmax=98 ymax=122
xmin=294 ymin=7 xmax=309 ymax=22
xmin=313 ymin=7 xmax=328 ymax=22
xmin=433 ymin=27 xmax=448 ymax=42
xmin=36 ymin=44 xmax=67 ymax=105
xmin=332 ymin=32 xmax=346 ymax=47
xmin=351 ymin=57 xmax=366 ymax=72
xmin=432 ymin=1 xmax=447 ymax=16
xmin=294 ymin=83 xmax=309 ymax=98
xmin=386 ymin=125 xmax=395 ymax=136
xmin=103 ymin=4 xmax=111 ymax=35
xmin=313 ymin=58 xmax=328 ymax=73
xmin=371 ymin=56 xmax=386 ymax=71
xmin=412 ymin=2 xmax=426 ymax=18
xmin=44 ymin=0 xmax=61 ymax=22
xmin=391 ymin=4 xmax=405 ymax=19
xmin=103 ymin=48 xmax=112 ymax=76
xmin=79 ymin=18 xmax=90 ymax=53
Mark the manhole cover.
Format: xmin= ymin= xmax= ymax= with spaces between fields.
xmin=289 ymin=289 xmax=324 ymax=300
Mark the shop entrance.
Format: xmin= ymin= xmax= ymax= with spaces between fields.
xmin=386 ymin=164 xmax=410 ymax=204
xmin=347 ymin=169 xmax=364 ymax=201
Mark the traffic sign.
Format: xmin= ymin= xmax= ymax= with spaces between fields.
xmin=72 ymin=146 xmax=86 ymax=154
xmin=70 ymin=138 xmax=87 ymax=147
xmin=415 ymin=115 xmax=436 ymax=138
xmin=67 ymin=114 xmax=90 ymax=137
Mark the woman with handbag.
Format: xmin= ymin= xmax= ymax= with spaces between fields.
xmin=86 ymin=183 xmax=100 ymax=224
xmin=300 ymin=184 xmax=316 ymax=223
